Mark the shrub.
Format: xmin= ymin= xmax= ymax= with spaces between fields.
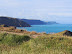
xmin=0 ymin=33 xmax=30 ymax=46
xmin=8 ymin=26 xmax=16 ymax=30
xmin=0 ymin=33 xmax=8 ymax=41
xmin=30 ymin=31 xmax=37 ymax=35
xmin=15 ymin=29 xmax=24 ymax=33
xmin=0 ymin=24 xmax=8 ymax=27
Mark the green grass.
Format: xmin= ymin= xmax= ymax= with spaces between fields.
xmin=0 ymin=33 xmax=72 ymax=54
xmin=0 ymin=33 xmax=30 ymax=46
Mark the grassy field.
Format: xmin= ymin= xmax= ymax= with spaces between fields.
xmin=0 ymin=32 xmax=72 ymax=54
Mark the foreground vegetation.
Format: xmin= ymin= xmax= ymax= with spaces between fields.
xmin=0 ymin=26 xmax=72 ymax=54
xmin=0 ymin=32 xmax=72 ymax=54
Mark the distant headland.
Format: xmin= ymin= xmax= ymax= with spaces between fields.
xmin=0 ymin=16 xmax=58 ymax=27
xmin=21 ymin=19 xmax=58 ymax=25
xmin=0 ymin=16 xmax=31 ymax=27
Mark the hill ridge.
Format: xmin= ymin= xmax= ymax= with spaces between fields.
xmin=0 ymin=16 xmax=31 ymax=27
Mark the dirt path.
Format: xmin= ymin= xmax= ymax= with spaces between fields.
xmin=0 ymin=31 xmax=42 ymax=38
xmin=0 ymin=31 xmax=26 ymax=35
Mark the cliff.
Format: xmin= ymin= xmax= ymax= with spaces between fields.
xmin=0 ymin=16 xmax=31 ymax=27
xmin=21 ymin=19 xmax=58 ymax=25
xmin=21 ymin=19 xmax=46 ymax=25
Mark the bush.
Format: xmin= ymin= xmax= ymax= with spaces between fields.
xmin=0 ymin=33 xmax=8 ymax=41
xmin=15 ymin=29 xmax=24 ymax=33
xmin=0 ymin=33 xmax=30 ymax=46
xmin=30 ymin=31 xmax=37 ymax=35
xmin=8 ymin=26 xmax=16 ymax=30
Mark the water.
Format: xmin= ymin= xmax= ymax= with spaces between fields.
xmin=17 ymin=24 xmax=72 ymax=34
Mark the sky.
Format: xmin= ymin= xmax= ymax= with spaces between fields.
xmin=0 ymin=0 xmax=72 ymax=24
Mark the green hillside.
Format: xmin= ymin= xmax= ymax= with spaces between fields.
xmin=0 ymin=16 xmax=31 ymax=27
xmin=0 ymin=32 xmax=72 ymax=54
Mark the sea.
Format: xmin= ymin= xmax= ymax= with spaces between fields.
xmin=17 ymin=24 xmax=72 ymax=34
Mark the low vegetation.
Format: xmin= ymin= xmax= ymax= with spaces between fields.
xmin=0 ymin=32 xmax=72 ymax=54
xmin=0 ymin=26 xmax=72 ymax=54
xmin=0 ymin=33 xmax=30 ymax=46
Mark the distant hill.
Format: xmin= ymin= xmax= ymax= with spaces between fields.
xmin=21 ymin=19 xmax=46 ymax=25
xmin=46 ymin=21 xmax=59 ymax=25
xmin=21 ymin=19 xmax=58 ymax=25
xmin=0 ymin=16 xmax=31 ymax=27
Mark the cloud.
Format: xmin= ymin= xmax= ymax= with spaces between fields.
xmin=48 ymin=13 xmax=72 ymax=16
xmin=0 ymin=0 xmax=72 ymax=23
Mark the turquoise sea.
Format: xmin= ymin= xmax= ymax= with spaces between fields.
xmin=17 ymin=24 xmax=72 ymax=34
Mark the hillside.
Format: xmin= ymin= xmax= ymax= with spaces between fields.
xmin=0 ymin=29 xmax=72 ymax=54
xmin=0 ymin=16 xmax=31 ymax=27
xmin=21 ymin=19 xmax=58 ymax=25
xmin=21 ymin=19 xmax=46 ymax=25
xmin=0 ymin=27 xmax=72 ymax=54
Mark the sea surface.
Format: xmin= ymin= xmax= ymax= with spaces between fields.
xmin=17 ymin=24 xmax=72 ymax=34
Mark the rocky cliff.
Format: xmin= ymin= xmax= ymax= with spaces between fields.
xmin=0 ymin=16 xmax=31 ymax=27
xmin=21 ymin=19 xmax=58 ymax=25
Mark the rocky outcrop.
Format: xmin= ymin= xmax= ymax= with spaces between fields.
xmin=0 ymin=16 xmax=31 ymax=27
xmin=55 ymin=30 xmax=72 ymax=36
xmin=63 ymin=30 xmax=72 ymax=36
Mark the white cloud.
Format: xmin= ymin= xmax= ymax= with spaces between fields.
xmin=48 ymin=13 xmax=72 ymax=16
xmin=0 ymin=0 xmax=72 ymax=23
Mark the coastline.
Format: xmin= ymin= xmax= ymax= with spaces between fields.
xmin=0 ymin=26 xmax=72 ymax=37
xmin=17 ymin=24 xmax=72 ymax=34
xmin=0 ymin=26 xmax=72 ymax=54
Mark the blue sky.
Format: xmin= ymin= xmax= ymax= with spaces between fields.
xmin=0 ymin=0 xmax=72 ymax=24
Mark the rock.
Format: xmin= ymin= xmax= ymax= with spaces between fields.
xmin=63 ymin=30 xmax=72 ymax=36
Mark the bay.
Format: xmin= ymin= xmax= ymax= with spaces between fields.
xmin=17 ymin=24 xmax=72 ymax=34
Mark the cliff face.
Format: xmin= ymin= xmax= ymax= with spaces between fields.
xmin=21 ymin=19 xmax=58 ymax=25
xmin=21 ymin=19 xmax=46 ymax=25
xmin=0 ymin=16 xmax=31 ymax=27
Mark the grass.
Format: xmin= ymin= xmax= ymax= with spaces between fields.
xmin=0 ymin=33 xmax=30 ymax=46
xmin=0 ymin=32 xmax=72 ymax=54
